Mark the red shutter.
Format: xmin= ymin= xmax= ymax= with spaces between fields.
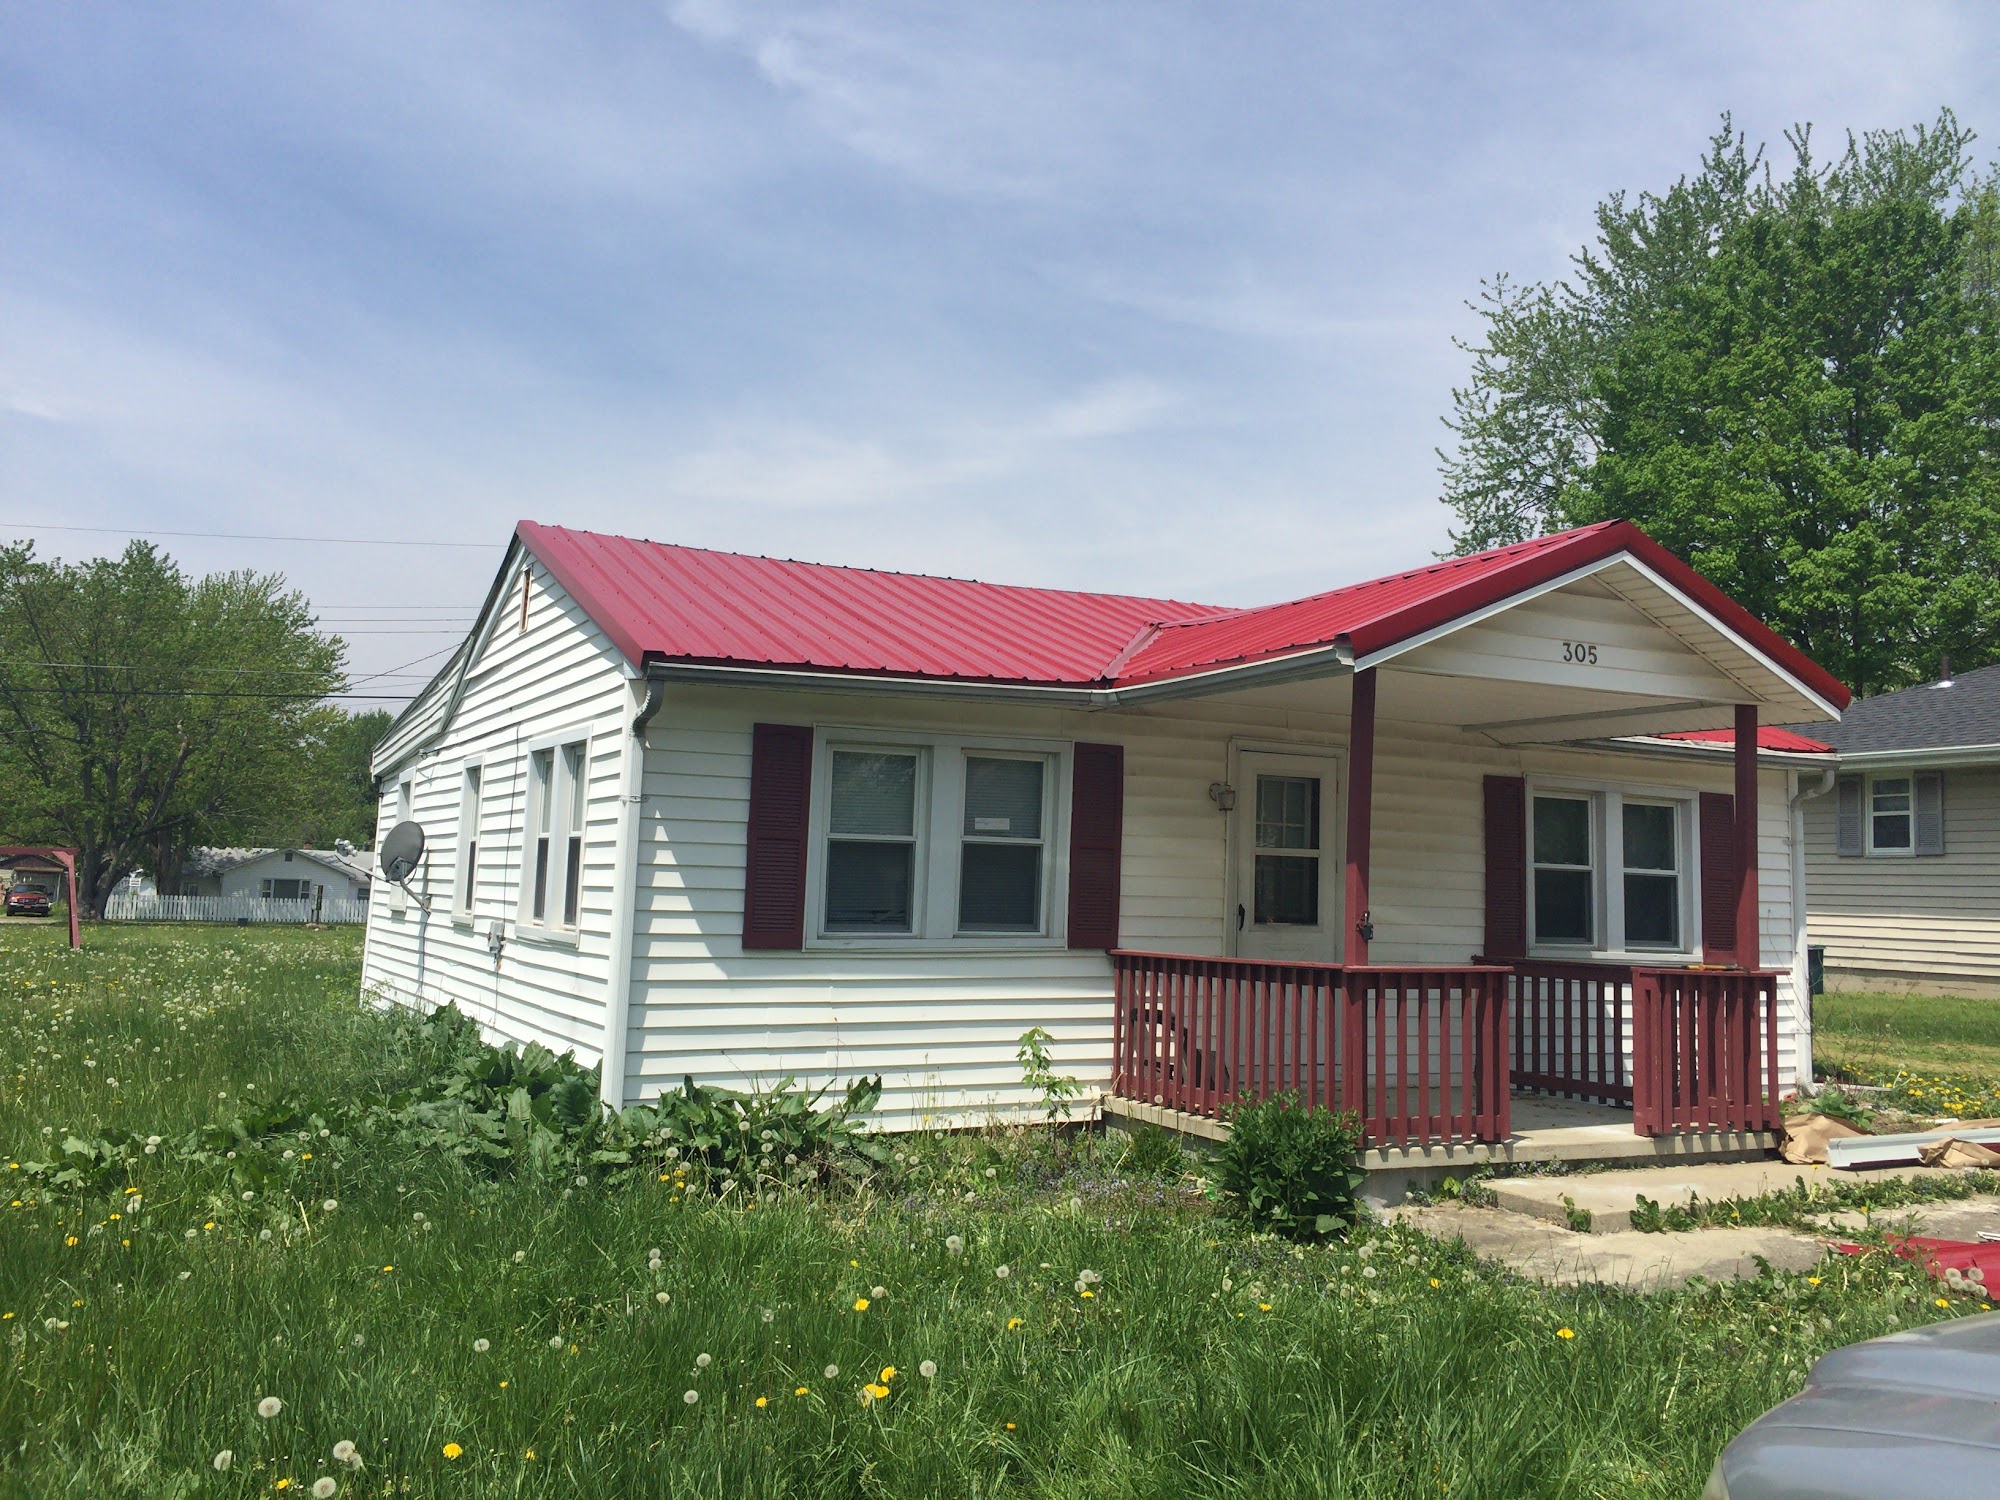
xmin=742 ymin=723 xmax=812 ymax=951
xmin=1482 ymin=775 xmax=1527 ymax=959
xmin=1067 ymin=742 xmax=1124 ymax=950
xmin=1699 ymin=791 xmax=1738 ymax=964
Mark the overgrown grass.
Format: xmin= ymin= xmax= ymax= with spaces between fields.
xmin=1 ymin=924 xmax=1987 ymax=1498
xmin=1816 ymin=988 xmax=2000 ymax=1082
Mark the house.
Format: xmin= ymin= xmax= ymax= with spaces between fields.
xmin=1 ymin=851 xmax=68 ymax=896
xmin=361 ymin=518 xmax=1849 ymax=1147
xmin=1795 ymin=661 xmax=2000 ymax=998
xmin=128 ymin=847 xmax=374 ymax=904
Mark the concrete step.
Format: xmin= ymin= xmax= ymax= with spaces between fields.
xmin=1484 ymin=1159 xmax=1981 ymax=1234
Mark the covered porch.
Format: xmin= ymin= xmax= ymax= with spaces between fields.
xmin=1094 ymin=536 xmax=1842 ymax=1150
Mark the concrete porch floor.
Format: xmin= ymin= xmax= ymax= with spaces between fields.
xmin=1101 ymin=1090 xmax=1778 ymax=1204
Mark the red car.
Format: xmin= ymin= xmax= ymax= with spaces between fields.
xmin=5 ymin=887 xmax=52 ymax=917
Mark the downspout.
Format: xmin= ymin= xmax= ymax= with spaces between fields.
xmin=597 ymin=670 xmax=664 ymax=1115
xmin=1787 ymin=766 xmax=1838 ymax=1095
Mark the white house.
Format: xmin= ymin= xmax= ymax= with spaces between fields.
xmin=361 ymin=519 xmax=1848 ymax=1146
xmin=123 ymin=847 xmax=374 ymax=903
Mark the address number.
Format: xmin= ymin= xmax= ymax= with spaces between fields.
xmin=1562 ymin=641 xmax=1600 ymax=665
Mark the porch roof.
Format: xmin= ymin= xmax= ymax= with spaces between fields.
xmin=515 ymin=519 xmax=1850 ymax=717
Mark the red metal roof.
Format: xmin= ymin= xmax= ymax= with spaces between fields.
xmin=1652 ymin=727 xmax=1837 ymax=754
xmin=516 ymin=518 xmax=1851 ymax=709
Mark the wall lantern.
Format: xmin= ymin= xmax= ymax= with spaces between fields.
xmin=1208 ymin=781 xmax=1236 ymax=812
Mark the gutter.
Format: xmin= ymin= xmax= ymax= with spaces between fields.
xmin=597 ymin=676 xmax=653 ymax=1116
xmin=1815 ymin=743 xmax=2000 ymax=770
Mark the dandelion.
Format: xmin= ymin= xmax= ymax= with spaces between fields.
xmin=241 ymin=1191 xmax=255 ymax=1202
xmin=682 ymin=1389 xmax=699 ymax=1405
xmin=655 ymin=1291 xmax=671 ymax=1305
xmin=442 ymin=1442 xmax=463 ymax=1459
xmin=761 ymin=1308 xmax=774 ymax=1323
xmin=1429 ymin=1279 xmax=1441 ymax=1289
xmin=213 ymin=1451 xmax=234 ymax=1472
xmin=313 ymin=1480 xmax=338 ymax=1498
xmin=412 ymin=1212 xmax=425 ymax=1224
xmin=1556 ymin=1327 xmax=1576 ymax=1340
xmin=880 ymin=1365 xmax=897 ymax=1381
xmin=513 ymin=1250 xmax=526 ymax=1264
xmin=870 ymin=1285 xmax=886 ymax=1299
xmin=984 ymin=1167 xmax=997 ymax=1179
xmin=257 ymin=1396 xmax=284 ymax=1419
xmin=919 ymin=1359 xmax=937 ymax=1378
xmin=1256 ymin=1301 xmax=1270 ymax=1311
xmin=549 ymin=1335 xmax=565 ymax=1349
xmin=795 ymin=1385 xmax=809 ymax=1396
xmin=473 ymin=1338 xmax=491 ymax=1353
xmin=1936 ymin=1297 xmax=1952 ymax=1308
xmin=853 ymin=1296 xmax=870 ymax=1312
xmin=1007 ymin=1317 xmax=1023 ymax=1330
xmin=824 ymin=1364 xmax=840 ymax=1379
xmin=994 ymin=1265 xmax=1010 ymax=1280
xmin=945 ymin=1235 xmax=964 ymax=1255
xmin=755 ymin=1395 xmax=768 ymax=1408
xmin=696 ymin=1352 xmax=712 ymax=1369
xmin=332 ymin=1440 xmax=359 ymax=1468
xmin=381 ymin=1265 xmax=394 ymax=1274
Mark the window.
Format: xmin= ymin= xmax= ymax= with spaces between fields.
xmin=261 ymin=878 xmax=311 ymax=901
xmin=1868 ymin=775 xmax=1913 ymax=854
xmin=959 ymin=756 xmax=1046 ymax=932
xmin=527 ymin=749 xmax=554 ymax=923
xmin=457 ymin=766 xmax=481 ymax=917
xmin=811 ymin=734 xmax=1065 ymax=945
xmin=825 ymin=748 xmax=922 ymax=933
xmin=561 ymin=744 xmax=586 ymax=927
xmin=1532 ymin=795 xmax=1594 ymax=945
xmin=1253 ymin=774 xmax=1321 ymax=926
xmin=1620 ymin=801 xmax=1680 ymax=948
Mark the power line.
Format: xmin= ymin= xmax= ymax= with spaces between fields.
xmin=3 ymin=523 xmax=507 ymax=549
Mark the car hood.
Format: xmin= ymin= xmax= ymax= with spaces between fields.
xmin=1718 ymin=1313 xmax=2000 ymax=1500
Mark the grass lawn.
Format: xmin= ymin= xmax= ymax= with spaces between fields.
xmin=1 ymin=924 xmax=1982 ymax=1499
xmin=1813 ymin=989 xmax=2000 ymax=1108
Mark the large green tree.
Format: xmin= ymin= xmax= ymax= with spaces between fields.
xmin=0 ymin=541 xmax=345 ymax=913
xmin=1439 ymin=112 xmax=2000 ymax=696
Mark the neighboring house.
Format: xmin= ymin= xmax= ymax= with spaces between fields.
xmin=122 ymin=847 xmax=374 ymax=904
xmin=1796 ymin=662 xmax=2000 ymax=998
xmin=361 ymin=519 xmax=1849 ymax=1145
xmin=1 ymin=852 xmax=67 ymax=896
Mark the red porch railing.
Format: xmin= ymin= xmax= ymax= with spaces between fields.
xmin=1631 ymin=968 xmax=1782 ymax=1135
xmin=1110 ymin=951 xmax=1511 ymax=1146
xmin=1509 ymin=960 xmax=1633 ymax=1107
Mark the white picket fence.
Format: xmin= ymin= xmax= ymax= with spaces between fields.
xmin=102 ymin=892 xmax=371 ymax=925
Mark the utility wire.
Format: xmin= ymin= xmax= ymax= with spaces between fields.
xmin=3 ymin=523 xmax=506 ymax=549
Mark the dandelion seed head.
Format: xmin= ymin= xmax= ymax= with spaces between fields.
xmin=257 ymin=1396 xmax=283 ymax=1419
xmin=212 ymin=1450 xmax=233 ymax=1472
xmin=473 ymin=1338 xmax=490 ymax=1353
xmin=549 ymin=1335 xmax=565 ymax=1349
xmin=312 ymin=1478 xmax=338 ymax=1498
xmin=994 ymin=1265 xmax=1010 ymax=1279
xmin=919 ymin=1359 xmax=937 ymax=1378
xmin=695 ymin=1352 xmax=711 ymax=1369
xmin=824 ymin=1364 xmax=839 ymax=1379
xmin=683 ymin=1389 xmax=699 ymax=1405
xmin=655 ymin=1291 xmax=671 ymax=1305
xmin=945 ymin=1234 xmax=964 ymax=1255
xmin=331 ymin=1440 xmax=358 ymax=1466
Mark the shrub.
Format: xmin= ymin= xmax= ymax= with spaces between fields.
xmin=1210 ymin=1093 xmax=1366 ymax=1239
xmin=1116 ymin=1124 xmax=1188 ymax=1178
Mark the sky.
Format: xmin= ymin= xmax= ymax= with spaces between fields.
xmin=3 ymin=2 xmax=1997 ymax=704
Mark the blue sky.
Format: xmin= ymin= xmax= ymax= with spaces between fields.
xmin=3 ymin=2 xmax=1995 ymax=700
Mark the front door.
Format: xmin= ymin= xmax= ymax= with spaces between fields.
xmin=1231 ymin=750 xmax=1340 ymax=963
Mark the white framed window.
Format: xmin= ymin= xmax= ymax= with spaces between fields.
xmin=1528 ymin=782 xmax=1697 ymax=957
xmin=261 ymin=878 xmax=311 ymax=901
xmin=808 ymin=732 xmax=1067 ymax=947
xmin=456 ymin=764 xmax=482 ymax=917
xmin=1866 ymin=774 xmax=1914 ymax=856
xmin=518 ymin=736 xmax=589 ymax=932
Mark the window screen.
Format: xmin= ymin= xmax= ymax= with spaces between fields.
xmin=825 ymin=750 xmax=919 ymax=932
xmin=1252 ymin=774 xmax=1320 ymax=926
xmin=959 ymin=757 xmax=1046 ymax=932
xmin=1621 ymin=801 xmax=1679 ymax=947
xmin=1532 ymin=795 xmax=1593 ymax=945
xmin=1870 ymin=776 xmax=1913 ymax=851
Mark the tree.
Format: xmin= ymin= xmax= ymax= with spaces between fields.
xmin=1439 ymin=112 xmax=2000 ymax=696
xmin=0 ymin=541 xmax=345 ymax=913
xmin=270 ymin=707 xmax=392 ymax=853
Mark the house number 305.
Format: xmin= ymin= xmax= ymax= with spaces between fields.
xmin=1562 ymin=641 xmax=1600 ymax=665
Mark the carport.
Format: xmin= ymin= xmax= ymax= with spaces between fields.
xmin=0 ymin=847 xmax=81 ymax=948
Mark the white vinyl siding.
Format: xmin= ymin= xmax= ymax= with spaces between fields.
xmin=623 ymin=682 xmax=1808 ymax=1124
xmin=360 ymin=553 xmax=636 ymax=1063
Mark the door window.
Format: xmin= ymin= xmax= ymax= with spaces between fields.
xmin=1253 ymin=774 xmax=1321 ymax=926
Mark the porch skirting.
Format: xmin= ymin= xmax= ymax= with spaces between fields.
xmin=1110 ymin=950 xmax=1782 ymax=1150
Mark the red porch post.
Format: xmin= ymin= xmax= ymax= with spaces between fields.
xmin=1344 ymin=667 xmax=1376 ymax=966
xmin=1734 ymin=704 xmax=1758 ymax=970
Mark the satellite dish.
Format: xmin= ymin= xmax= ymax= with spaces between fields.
xmin=379 ymin=821 xmax=427 ymax=884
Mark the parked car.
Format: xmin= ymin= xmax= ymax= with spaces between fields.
xmin=1701 ymin=1310 xmax=2000 ymax=1499
xmin=6 ymin=886 xmax=53 ymax=917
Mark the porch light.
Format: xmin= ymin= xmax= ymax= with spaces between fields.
xmin=1208 ymin=781 xmax=1237 ymax=812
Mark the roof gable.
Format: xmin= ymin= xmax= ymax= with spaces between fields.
xmin=1791 ymin=661 xmax=2000 ymax=755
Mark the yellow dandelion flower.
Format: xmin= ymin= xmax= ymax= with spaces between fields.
xmin=382 ymin=1265 xmax=394 ymax=1273
xmin=795 ymin=1386 xmax=809 ymax=1396
xmin=64 ymin=1235 xmax=77 ymax=1246
xmin=525 ymin=1450 xmax=537 ymax=1460
xmin=1936 ymin=1298 xmax=1951 ymax=1308
xmin=276 ymin=1481 xmax=293 ymax=1491
xmin=880 ymin=1365 xmax=897 ymax=1382
xmin=1256 ymin=1301 xmax=1270 ymax=1311
xmin=850 ymin=1259 xmax=860 ymax=1268
xmin=1808 ymin=1276 xmax=1822 ymax=1285
xmin=853 ymin=1296 xmax=870 ymax=1312
xmin=1005 ymin=1422 xmax=1016 ymax=1431
xmin=1429 ymin=1279 xmax=1441 ymax=1289
xmin=442 ymin=1442 xmax=463 ymax=1460
xmin=1081 ymin=1289 xmax=1096 ymax=1300
xmin=755 ymin=1396 xmax=768 ymax=1408
xmin=1007 ymin=1317 xmax=1023 ymax=1330
xmin=1556 ymin=1327 xmax=1576 ymax=1340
